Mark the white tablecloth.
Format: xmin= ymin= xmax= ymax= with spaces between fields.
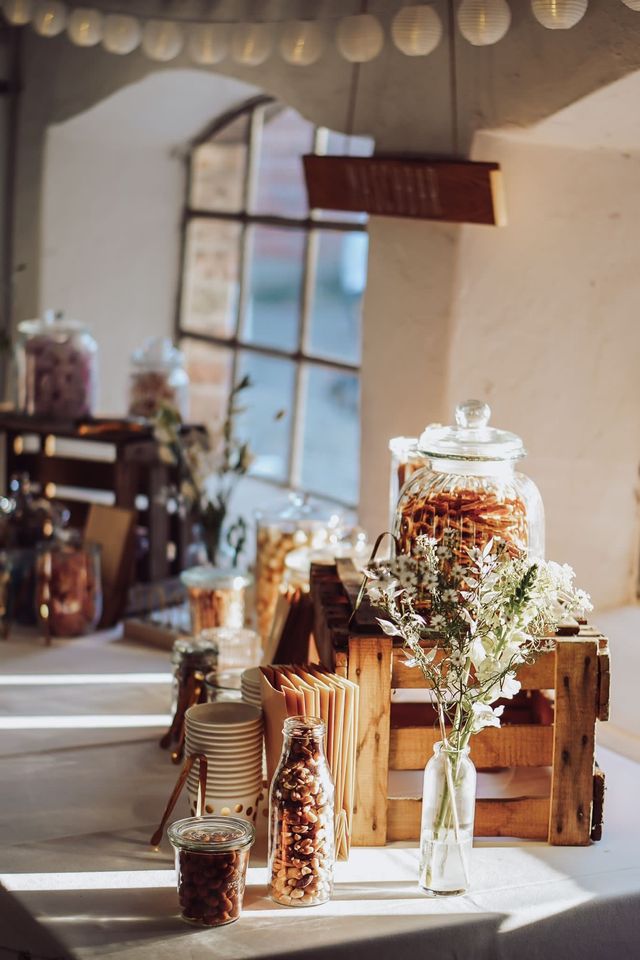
xmin=1 ymin=620 xmax=639 ymax=960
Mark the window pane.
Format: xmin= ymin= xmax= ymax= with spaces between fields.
xmin=181 ymin=339 xmax=233 ymax=426
xmin=253 ymin=106 xmax=313 ymax=217
xmin=180 ymin=219 xmax=240 ymax=338
xmin=242 ymin=226 xmax=305 ymax=352
xmin=307 ymin=231 xmax=367 ymax=365
xmin=235 ymin=352 xmax=295 ymax=483
xmin=190 ymin=113 xmax=248 ymax=212
xmin=300 ymin=365 xmax=359 ymax=504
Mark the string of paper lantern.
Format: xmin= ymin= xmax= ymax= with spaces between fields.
xmin=1 ymin=0 xmax=604 ymax=64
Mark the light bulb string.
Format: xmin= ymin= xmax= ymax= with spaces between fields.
xmin=29 ymin=0 xmax=438 ymax=30
xmin=447 ymin=0 xmax=460 ymax=155
xmin=344 ymin=0 xmax=370 ymax=145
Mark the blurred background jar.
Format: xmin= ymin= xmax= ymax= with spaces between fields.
xmin=0 ymin=474 xmax=68 ymax=626
xmin=199 ymin=627 xmax=262 ymax=674
xmin=128 ymin=337 xmax=189 ymax=420
xmin=171 ymin=635 xmax=219 ymax=712
xmin=255 ymin=493 xmax=343 ymax=645
xmin=180 ymin=566 xmax=252 ymax=633
xmin=36 ymin=538 xmax=102 ymax=637
xmin=204 ymin=669 xmax=243 ymax=704
xmin=393 ymin=400 xmax=545 ymax=563
xmin=15 ymin=310 xmax=98 ymax=420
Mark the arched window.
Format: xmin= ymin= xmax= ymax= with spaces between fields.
xmin=175 ymin=96 xmax=372 ymax=506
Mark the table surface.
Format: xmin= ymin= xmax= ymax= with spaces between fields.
xmin=1 ymin=612 xmax=640 ymax=960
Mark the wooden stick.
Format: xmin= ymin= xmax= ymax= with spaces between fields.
xmin=149 ymin=752 xmax=208 ymax=848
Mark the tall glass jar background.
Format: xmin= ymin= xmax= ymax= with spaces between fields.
xmin=268 ymin=716 xmax=335 ymax=906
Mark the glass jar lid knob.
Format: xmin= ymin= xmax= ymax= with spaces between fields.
xmin=455 ymin=399 xmax=491 ymax=430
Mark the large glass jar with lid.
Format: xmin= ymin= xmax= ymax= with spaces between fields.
xmin=15 ymin=310 xmax=98 ymax=419
xmin=393 ymin=400 xmax=544 ymax=562
xmin=255 ymin=493 xmax=342 ymax=643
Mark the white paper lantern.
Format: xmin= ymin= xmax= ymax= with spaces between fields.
xmin=102 ymin=14 xmax=141 ymax=55
xmin=336 ymin=13 xmax=384 ymax=62
xmin=67 ymin=7 xmax=102 ymax=47
xmin=531 ymin=0 xmax=587 ymax=27
xmin=457 ymin=0 xmax=511 ymax=45
xmin=141 ymin=19 xmax=183 ymax=62
xmin=231 ymin=22 xmax=273 ymax=66
xmin=280 ymin=19 xmax=324 ymax=66
xmin=621 ymin=0 xmax=640 ymax=9
xmin=2 ymin=0 xmax=33 ymax=25
xmin=392 ymin=5 xmax=442 ymax=56
xmin=32 ymin=1 xmax=66 ymax=37
xmin=188 ymin=22 xmax=229 ymax=65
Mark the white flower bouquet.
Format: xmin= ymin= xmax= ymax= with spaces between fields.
xmin=364 ymin=530 xmax=591 ymax=892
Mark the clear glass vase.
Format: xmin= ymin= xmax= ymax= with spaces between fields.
xmin=419 ymin=741 xmax=476 ymax=896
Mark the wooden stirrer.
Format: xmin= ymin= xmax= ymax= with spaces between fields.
xmin=149 ymin=752 xmax=208 ymax=848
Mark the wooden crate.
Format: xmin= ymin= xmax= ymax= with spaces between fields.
xmin=311 ymin=560 xmax=610 ymax=847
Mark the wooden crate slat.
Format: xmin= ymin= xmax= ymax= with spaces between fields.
xmin=392 ymin=647 xmax=556 ymax=691
xmin=597 ymin=641 xmax=611 ymax=722
xmin=388 ymin=796 xmax=550 ymax=842
xmin=390 ymin=723 xmax=554 ymax=770
xmin=548 ymin=638 xmax=599 ymax=846
xmin=348 ymin=635 xmax=392 ymax=845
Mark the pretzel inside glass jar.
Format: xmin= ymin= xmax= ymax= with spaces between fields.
xmin=393 ymin=401 xmax=545 ymax=563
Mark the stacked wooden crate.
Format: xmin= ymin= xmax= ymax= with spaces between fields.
xmin=311 ymin=559 xmax=609 ymax=847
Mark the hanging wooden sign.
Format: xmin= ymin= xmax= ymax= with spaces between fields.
xmin=303 ymin=155 xmax=506 ymax=226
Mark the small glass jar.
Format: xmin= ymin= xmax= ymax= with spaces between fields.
xmin=168 ymin=816 xmax=255 ymax=926
xmin=268 ymin=716 xmax=335 ymax=907
xmin=180 ymin=565 xmax=252 ymax=633
xmin=171 ymin=635 xmax=219 ymax=712
xmin=255 ymin=493 xmax=342 ymax=643
xmin=199 ymin=627 xmax=262 ymax=674
xmin=419 ymin=742 xmax=476 ymax=896
xmin=15 ymin=311 xmax=98 ymax=420
xmin=204 ymin=669 xmax=243 ymax=703
xmin=128 ymin=337 xmax=189 ymax=420
xmin=36 ymin=540 xmax=102 ymax=637
xmin=394 ymin=400 xmax=544 ymax=563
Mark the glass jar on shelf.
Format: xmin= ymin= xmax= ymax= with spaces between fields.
xmin=268 ymin=716 xmax=335 ymax=907
xmin=128 ymin=337 xmax=189 ymax=420
xmin=15 ymin=310 xmax=98 ymax=420
xmin=255 ymin=493 xmax=342 ymax=644
xmin=393 ymin=400 xmax=544 ymax=562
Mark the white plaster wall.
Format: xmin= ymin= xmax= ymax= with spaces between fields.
xmin=446 ymin=134 xmax=640 ymax=608
xmin=40 ymin=71 xmax=258 ymax=414
xmin=41 ymin=135 xmax=181 ymax=414
xmin=359 ymin=216 xmax=458 ymax=538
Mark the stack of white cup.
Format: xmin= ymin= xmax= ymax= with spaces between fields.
xmin=184 ymin=702 xmax=264 ymax=825
xmin=241 ymin=668 xmax=262 ymax=710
